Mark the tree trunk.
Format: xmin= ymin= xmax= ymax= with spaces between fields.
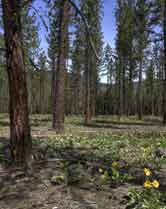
xmin=52 ymin=0 xmax=69 ymax=132
xmin=84 ymin=41 xmax=92 ymax=125
xmin=128 ymin=62 xmax=133 ymax=116
xmin=122 ymin=59 xmax=126 ymax=115
xmin=118 ymin=59 xmax=122 ymax=121
xmin=39 ymin=72 xmax=42 ymax=113
xmin=163 ymin=1 xmax=166 ymax=124
xmin=74 ymin=71 xmax=81 ymax=114
xmin=51 ymin=57 xmax=56 ymax=107
xmin=137 ymin=58 xmax=143 ymax=120
xmin=2 ymin=0 xmax=31 ymax=163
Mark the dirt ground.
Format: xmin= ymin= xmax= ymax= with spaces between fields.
xmin=0 ymin=162 xmax=138 ymax=209
xmin=0 ymin=149 xmax=143 ymax=209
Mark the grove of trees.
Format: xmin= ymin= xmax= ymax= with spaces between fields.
xmin=0 ymin=0 xmax=166 ymax=164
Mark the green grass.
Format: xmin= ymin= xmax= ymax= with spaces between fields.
xmin=0 ymin=113 xmax=166 ymax=168
xmin=38 ymin=131 xmax=166 ymax=167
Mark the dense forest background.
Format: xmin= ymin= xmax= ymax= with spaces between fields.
xmin=0 ymin=0 xmax=166 ymax=162
xmin=0 ymin=0 xmax=165 ymax=119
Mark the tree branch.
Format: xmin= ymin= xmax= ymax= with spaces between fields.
xmin=23 ymin=0 xmax=99 ymax=60
xmin=0 ymin=47 xmax=40 ymax=70
xmin=29 ymin=57 xmax=41 ymax=71
xmin=29 ymin=5 xmax=49 ymax=32
xmin=68 ymin=0 xmax=100 ymax=60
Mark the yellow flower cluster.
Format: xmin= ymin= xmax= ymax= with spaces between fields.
xmin=144 ymin=180 xmax=160 ymax=188
xmin=144 ymin=168 xmax=151 ymax=176
xmin=152 ymin=180 xmax=160 ymax=188
xmin=144 ymin=180 xmax=152 ymax=188
xmin=143 ymin=168 xmax=159 ymax=189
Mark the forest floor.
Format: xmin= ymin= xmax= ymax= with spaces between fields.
xmin=0 ymin=114 xmax=166 ymax=209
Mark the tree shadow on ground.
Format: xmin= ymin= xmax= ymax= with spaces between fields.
xmin=74 ymin=122 xmax=128 ymax=130
xmin=94 ymin=119 xmax=160 ymax=126
xmin=0 ymin=121 xmax=9 ymax=127
xmin=30 ymin=118 xmax=51 ymax=127
xmin=86 ymin=123 xmax=128 ymax=129
xmin=0 ymin=137 xmax=9 ymax=144
xmin=0 ymin=140 xmax=165 ymax=209
xmin=143 ymin=117 xmax=162 ymax=124
xmin=49 ymin=145 xmax=166 ymax=191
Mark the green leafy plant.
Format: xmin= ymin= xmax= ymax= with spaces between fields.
xmin=99 ymin=170 xmax=109 ymax=185
xmin=127 ymin=188 xmax=166 ymax=209
xmin=111 ymin=162 xmax=133 ymax=184
xmin=127 ymin=168 xmax=165 ymax=209
xmin=50 ymin=175 xmax=65 ymax=185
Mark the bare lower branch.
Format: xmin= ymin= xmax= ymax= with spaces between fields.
xmin=29 ymin=57 xmax=40 ymax=71
xmin=29 ymin=5 xmax=49 ymax=32
xmin=0 ymin=46 xmax=40 ymax=71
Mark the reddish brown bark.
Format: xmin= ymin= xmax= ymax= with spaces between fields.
xmin=163 ymin=1 xmax=166 ymax=124
xmin=52 ymin=0 xmax=69 ymax=133
xmin=2 ymin=0 xmax=31 ymax=163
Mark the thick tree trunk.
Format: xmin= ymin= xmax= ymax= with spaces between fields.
xmin=163 ymin=1 xmax=166 ymax=124
xmin=2 ymin=0 xmax=31 ymax=163
xmin=52 ymin=0 xmax=69 ymax=132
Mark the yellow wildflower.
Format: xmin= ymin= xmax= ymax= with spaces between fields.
xmin=144 ymin=180 xmax=152 ymax=188
xmin=99 ymin=168 xmax=103 ymax=173
xmin=144 ymin=168 xmax=151 ymax=176
xmin=152 ymin=180 xmax=159 ymax=188
xmin=112 ymin=161 xmax=118 ymax=167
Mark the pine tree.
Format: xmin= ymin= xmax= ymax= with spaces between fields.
xmin=145 ymin=60 xmax=155 ymax=115
xmin=162 ymin=0 xmax=166 ymax=124
xmin=1 ymin=0 xmax=31 ymax=163
xmin=135 ymin=0 xmax=151 ymax=120
xmin=22 ymin=7 xmax=41 ymax=113
xmin=102 ymin=44 xmax=114 ymax=114
xmin=71 ymin=17 xmax=85 ymax=114
xmin=47 ymin=1 xmax=60 ymax=105
xmin=148 ymin=0 xmax=166 ymax=122
xmin=52 ymin=0 xmax=70 ymax=132
xmin=115 ymin=0 xmax=134 ymax=118
xmin=0 ymin=30 xmax=8 ymax=113
xmin=38 ymin=51 xmax=48 ymax=113
xmin=80 ymin=0 xmax=103 ymax=124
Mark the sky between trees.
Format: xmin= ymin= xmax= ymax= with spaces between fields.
xmin=34 ymin=0 xmax=117 ymax=51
